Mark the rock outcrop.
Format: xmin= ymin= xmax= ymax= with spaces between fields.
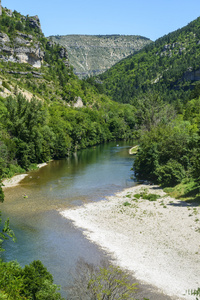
xmin=0 ymin=31 xmax=44 ymax=68
xmin=28 ymin=15 xmax=42 ymax=31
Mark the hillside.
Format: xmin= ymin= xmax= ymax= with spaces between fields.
xmin=99 ymin=17 xmax=200 ymax=104
xmin=1 ymin=3 xmax=200 ymax=299
xmin=49 ymin=34 xmax=152 ymax=78
xmin=0 ymin=6 xmax=136 ymax=178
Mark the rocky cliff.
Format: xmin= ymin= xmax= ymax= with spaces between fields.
xmin=49 ymin=35 xmax=152 ymax=78
xmin=0 ymin=8 xmax=44 ymax=68
xmin=0 ymin=31 xmax=44 ymax=68
xmin=0 ymin=7 xmax=69 ymax=69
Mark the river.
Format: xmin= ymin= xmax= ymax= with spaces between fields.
xmin=1 ymin=141 xmax=136 ymax=297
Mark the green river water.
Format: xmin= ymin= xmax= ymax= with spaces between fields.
xmin=1 ymin=141 xmax=173 ymax=299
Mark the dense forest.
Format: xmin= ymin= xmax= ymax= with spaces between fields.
xmin=1 ymin=4 xmax=200 ymax=299
xmin=99 ymin=16 xmax=200 ymax=105
xmin=97 ymin=16 xmax=200 ymax=198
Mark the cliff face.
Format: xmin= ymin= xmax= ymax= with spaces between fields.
xmin=0 ymin=31 xmax=44 ymax=68
xmin=49 ymin=35 xmax=152 ymax=78
xmin=0 ymin=9 xmax=69 ymax=69
xmin=0 ymin=9 xmax=44 ymax=68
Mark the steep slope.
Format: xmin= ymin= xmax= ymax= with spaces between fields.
xmin=99 ymin=17 xmax=200 ymax=104
xmin=0 ymin=6 xmax=136 ymax=177
xmin=49 ymin=34 xmax=152 ymax=78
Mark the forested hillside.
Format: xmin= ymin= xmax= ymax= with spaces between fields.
xmin=98 ymin=15 xmax=200 ymax=199
xmin=1 ymin=3 xmax=200 ymax=299
xmin=0 ymin=7 xmax=135 ymax=180
xmin=99 ymin=17 xmax=200 ymax=105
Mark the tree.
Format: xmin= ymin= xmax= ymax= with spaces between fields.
xmin=0 ymin=210 xmax=15 ymax=252
xmin=21 ymin=260 xmax=64 ymax=300
xmin=134 ymin=119 xmax=198 ymax=185
xmin=0 ymin=259 xmax=64 ymax=300
xmin=68 ymin=259 xmax=138 ymax=300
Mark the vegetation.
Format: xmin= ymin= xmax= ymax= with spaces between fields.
xmin=0 ymin=259 xmax=64 ymax=299
xmin=1 ymin=3 xmax=200 ymax=298
xmin=99 ymin=17 xmax=200 ymax=105
xmin=133 ymin=192 xmax=160 ymax=201
xmin=68 ymin=259 xmax=138 ymax=300
xmin=0 ymin=7 xmax=136 ymax=179
xmin=133 ymin=97 xmax=200 ymax=188
xmin=95 ymin=15 xmax=200 ymax=194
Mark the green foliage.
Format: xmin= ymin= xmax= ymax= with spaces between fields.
xmin=188 ymin=288 xmax=200 ymax=299
xmin=142 ymin=193 xmax=160 ymax=201
xmin=2 ymin=81 xmax=10 ymax=91
xmin=123 ymin=201 xmax=131 ymax=206
xmin=88 ymin=265 xmax=137 ymax=299
xmin=0 ymin=259 xmax=64 ymax=300
xmin=68 ymin=259 xmax=138 ymax=300
xmin=156 ymin=159 xmax=186 ymax=186
xmin=133 ymin=192 xmax=160 ymax=201
xmin=0 ymin=8 xmax=43 ymax=39
xmin=0 ymin=86 xmax=135 ymax=175
xmin=0 ymin=211 xmax=15 ymax=251
xmin=0 ymin=260 xmax=25 ymax=299
xmin=134 ymin=117 xmax=199 ymax=185
xmin=99 ymin=17 xmax=200 ymax=105
xmin=21 ymin=260 xmax=63 ymax=300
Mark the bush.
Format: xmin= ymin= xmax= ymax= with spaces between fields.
xmin=142 ymin=193 xmax=160 ymax=201
xmin=2 ymin=81 xmax=10 ymax=90
xmin=156 ymin=159 xmax=186 ymax=187
xmin=133 ymin=192 xmax=160 ymax=201
xmin=123 ymin=201 xmax=131 ymax=206
xmin=0 ymin=260 xmax=64 ymax=300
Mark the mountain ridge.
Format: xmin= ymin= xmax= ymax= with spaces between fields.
xmin=49 ymin=34 xmax=152 ymax=78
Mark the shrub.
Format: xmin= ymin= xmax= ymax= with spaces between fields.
xmin=142 ymin=193 xmax=160 ymax=201
xmin=156 ymin=159 xmax=186 ymax=187
xmin=2 ymin=81 xmax=10 ymax=90
xmin=123 ymin=201 xmax=131 ymax=206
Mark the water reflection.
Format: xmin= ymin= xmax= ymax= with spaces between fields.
xmin=1 ymin=141 xmax=135 ymax=298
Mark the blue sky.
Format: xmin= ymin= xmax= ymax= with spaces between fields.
xmin=3 ymin=0 xmax=200 ymax=41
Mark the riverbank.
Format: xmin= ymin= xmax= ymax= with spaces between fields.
xmin=60 ymin=184 xmax=200 ymax=300
xmin=2 ymin=163 xmax=47 ymax=188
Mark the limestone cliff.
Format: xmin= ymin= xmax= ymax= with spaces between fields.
xmin=49 ymin=35 xmax=152 ymax=78
xmin=0 ymin=8 xmax=68 ymax=69
xmin=0 ymin=9 xmax=44 ymax=68
xmin=0 ymin=31 xmax=44 ymax=68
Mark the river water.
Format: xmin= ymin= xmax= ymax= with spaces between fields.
xmin=1 ymin=141 xmax=136 ymax=297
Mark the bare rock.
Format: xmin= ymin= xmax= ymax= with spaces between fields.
xmin=28 ymin=15 xmax=41 ymax=31
xmin=0 ymin=32 xmax=10 ymax=44
xmin=73 ymin=96 xmax=84 ymax=108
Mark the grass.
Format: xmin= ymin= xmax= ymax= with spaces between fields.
xmin=123 ymin=201 xmax=131 ymax=206
xmin=163 ymin=179 xmax=200 ymax=206
xmin=133 ymin=192 xmax=160 ymax=201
